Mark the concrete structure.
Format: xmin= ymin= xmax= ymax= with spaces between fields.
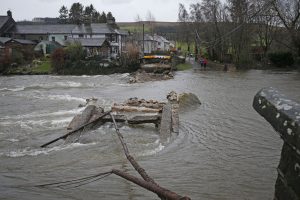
xmin=253 ymin=87 xmax=300 ymax=200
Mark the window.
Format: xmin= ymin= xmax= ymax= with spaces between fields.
xmin=79 ymin=34 xmax=84 ymax=38
xmin=64 ymin=35 xmax=68 ymax=40
xmin=52 ymin=36 xmax=55 ymax=42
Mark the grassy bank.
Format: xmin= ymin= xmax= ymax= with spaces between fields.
xmin=5 ymin=59 xmax=51 ymax=75
xmin=176 ymin=63 xmax=192 ymax=71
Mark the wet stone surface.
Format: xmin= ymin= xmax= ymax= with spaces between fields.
xmin=253 ymin=87 xmax=300 ymax=200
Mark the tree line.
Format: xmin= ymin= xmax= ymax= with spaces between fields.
xmin=58 ymin=2 xmax=116 ymax=25
xmin=178 ymin=0 xmax=300 ymax=68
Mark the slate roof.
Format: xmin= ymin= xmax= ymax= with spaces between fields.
xmin=0 ymin=16 xmax=9 ymax=29
xmin=66 ymin=38 xmax=109 ymax=47
xmin=13 ymin=38 xmax=37 ymax=45
xmin=72 ymin=23 xmax=115 ymax=34
xmin=0 ymin=36 xmax=12 ymax=44
xmin=14 ymin=24 xmax=75 ymax=34
xmin=14 ymin=23 xmax=117 ymax=35
xmin=115 ymin=29 xmax=129 ymax=36
xmin=152 ymin=35 xmax=169 ymax=43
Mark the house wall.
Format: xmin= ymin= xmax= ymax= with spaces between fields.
xmin=48 ymin=34 xmax=71 ymax=45
xmin=144 ymin=40 xmax=152 ymax=54
xmin=5 ymin=41 xmax=35 ymax=61
xmin=164 ymin=42 xmax=170 ymax=51
xmin=14 ymin=34 xmax=47 ymax=41
xmin=156 ymin=38 xmax=164 ymax=51
xmin=73 ymin=34 xmax=92 ymax=39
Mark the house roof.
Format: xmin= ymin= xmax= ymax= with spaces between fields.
xmin=14 ymin=24 xmax=75 ymax=34
xmin=0 ymin=16 xmax=15 ymax=34
xmin=14 ymin=23 xmax=117 ymax=35
xmin=0 ymin=36 xmax=12 ymax=44
xmin=13 ymin=38 xmax=37 ymax=45
xmin=153 ymin=35 xmax=169 ymax=43
xmin=66 ymin=38 xmax=109 ymax=47
xmin=0 ymin=37 xmax=37 ymax=45
xmin=72 ymin=23 xmax=115 ymax=34
xmin=0 ymin=16 xmax=9 ymax=29
xmin=143 ymin=34 xmax=154 ymax=41
xmin=115 ymin=29 xmax=129 ymax=36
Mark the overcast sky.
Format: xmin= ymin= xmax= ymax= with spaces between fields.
xmin=2 ymin=0 xmax=198 ymax=22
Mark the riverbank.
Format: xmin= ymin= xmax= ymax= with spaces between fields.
xmin=3 ymin=57 xmax=298 ymax=76
xmin=2 ymin=59 xmax=140 ymax=76
xmin=3 ymin=59 xmax=51 ymax=75
xmin=190 ymin=57 xmax=299 ymax=71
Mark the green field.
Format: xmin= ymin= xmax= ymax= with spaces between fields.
xmin=119 ymin=23 xmax=151 ymax=33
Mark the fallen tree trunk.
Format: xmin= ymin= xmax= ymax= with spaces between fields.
xmin=110 ymin=114 xmax=191 ymax=199
xmin=112 ymin=169 xmax=191 ymax=200
xmin=110 ymin=113 xmax=157 ymax=185
xmin=40 ymin=111 xmax=111 ymax=148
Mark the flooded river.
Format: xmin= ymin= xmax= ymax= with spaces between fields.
xmin=0 ymin=69 xmax=299 ymax=200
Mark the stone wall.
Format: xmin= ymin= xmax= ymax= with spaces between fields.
xmin=253 ymin=87 xmax=300 ymax=200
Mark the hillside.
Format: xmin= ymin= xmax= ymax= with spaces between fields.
xmin=118 ymin=21 xmax=180 ymax=35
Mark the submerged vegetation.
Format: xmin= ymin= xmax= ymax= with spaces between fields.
xmin=51 ymin=43 xmax=140 ymax=75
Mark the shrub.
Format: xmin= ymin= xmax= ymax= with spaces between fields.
xmin=11 ymin=49 xmax=24 ymax=65
xmin=65 ymin=42 xmax=85 ymax=62
xmin=51 ymin=48 xmax=66 ymax=73
xmin=268 ymin=52 xmax=294 ymax=67
xmin=120 ymin=43 xmax=140 ymax=70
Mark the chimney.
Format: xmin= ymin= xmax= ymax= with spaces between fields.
xmin=7 ymin=10 xmax=12 ymax=18
xmin=107 ymin=18 xmax=114 ymax=25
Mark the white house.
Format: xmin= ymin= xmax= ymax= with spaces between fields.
xmin=12 ymin=23 xmax=128 ymax=58
xmin=139 ymin=34 xmax=171 ymax=54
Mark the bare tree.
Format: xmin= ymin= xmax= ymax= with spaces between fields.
xmin=135 ymin=14 xmax=142 ymax=22
xmin=188 ymin=0 xmax=230 ymax=61
xmin=201 ymin=0 xmax=225 ymax=60
xmin=146 ymin=11 xmax=156 ymax=52
xmin=178 ymin=3 xmax=192 ymax=54
xmin=252 ymin=0 xmax=279 ymax=60
xmin=227 ymin=0 xmax=252 ymax=68
xmin=273 ymin=0 xmax=300 ymax=56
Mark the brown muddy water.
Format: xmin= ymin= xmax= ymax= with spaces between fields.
xmin=0 ymin=69 xmax=299 ymax=200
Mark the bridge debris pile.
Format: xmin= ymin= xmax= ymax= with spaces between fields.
xmin=41 ymin=91 xmax=202 ymax=148
xmin=39 ymin=91 xmax=197 ymax=200
xmin=129 ymin=63 xmax=173 ymax=83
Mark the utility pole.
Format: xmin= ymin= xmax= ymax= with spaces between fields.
xmin=142 ymin=23 xmax=145 ymax=57
xmin=195 ymin=29 xmax=201 ymax=61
